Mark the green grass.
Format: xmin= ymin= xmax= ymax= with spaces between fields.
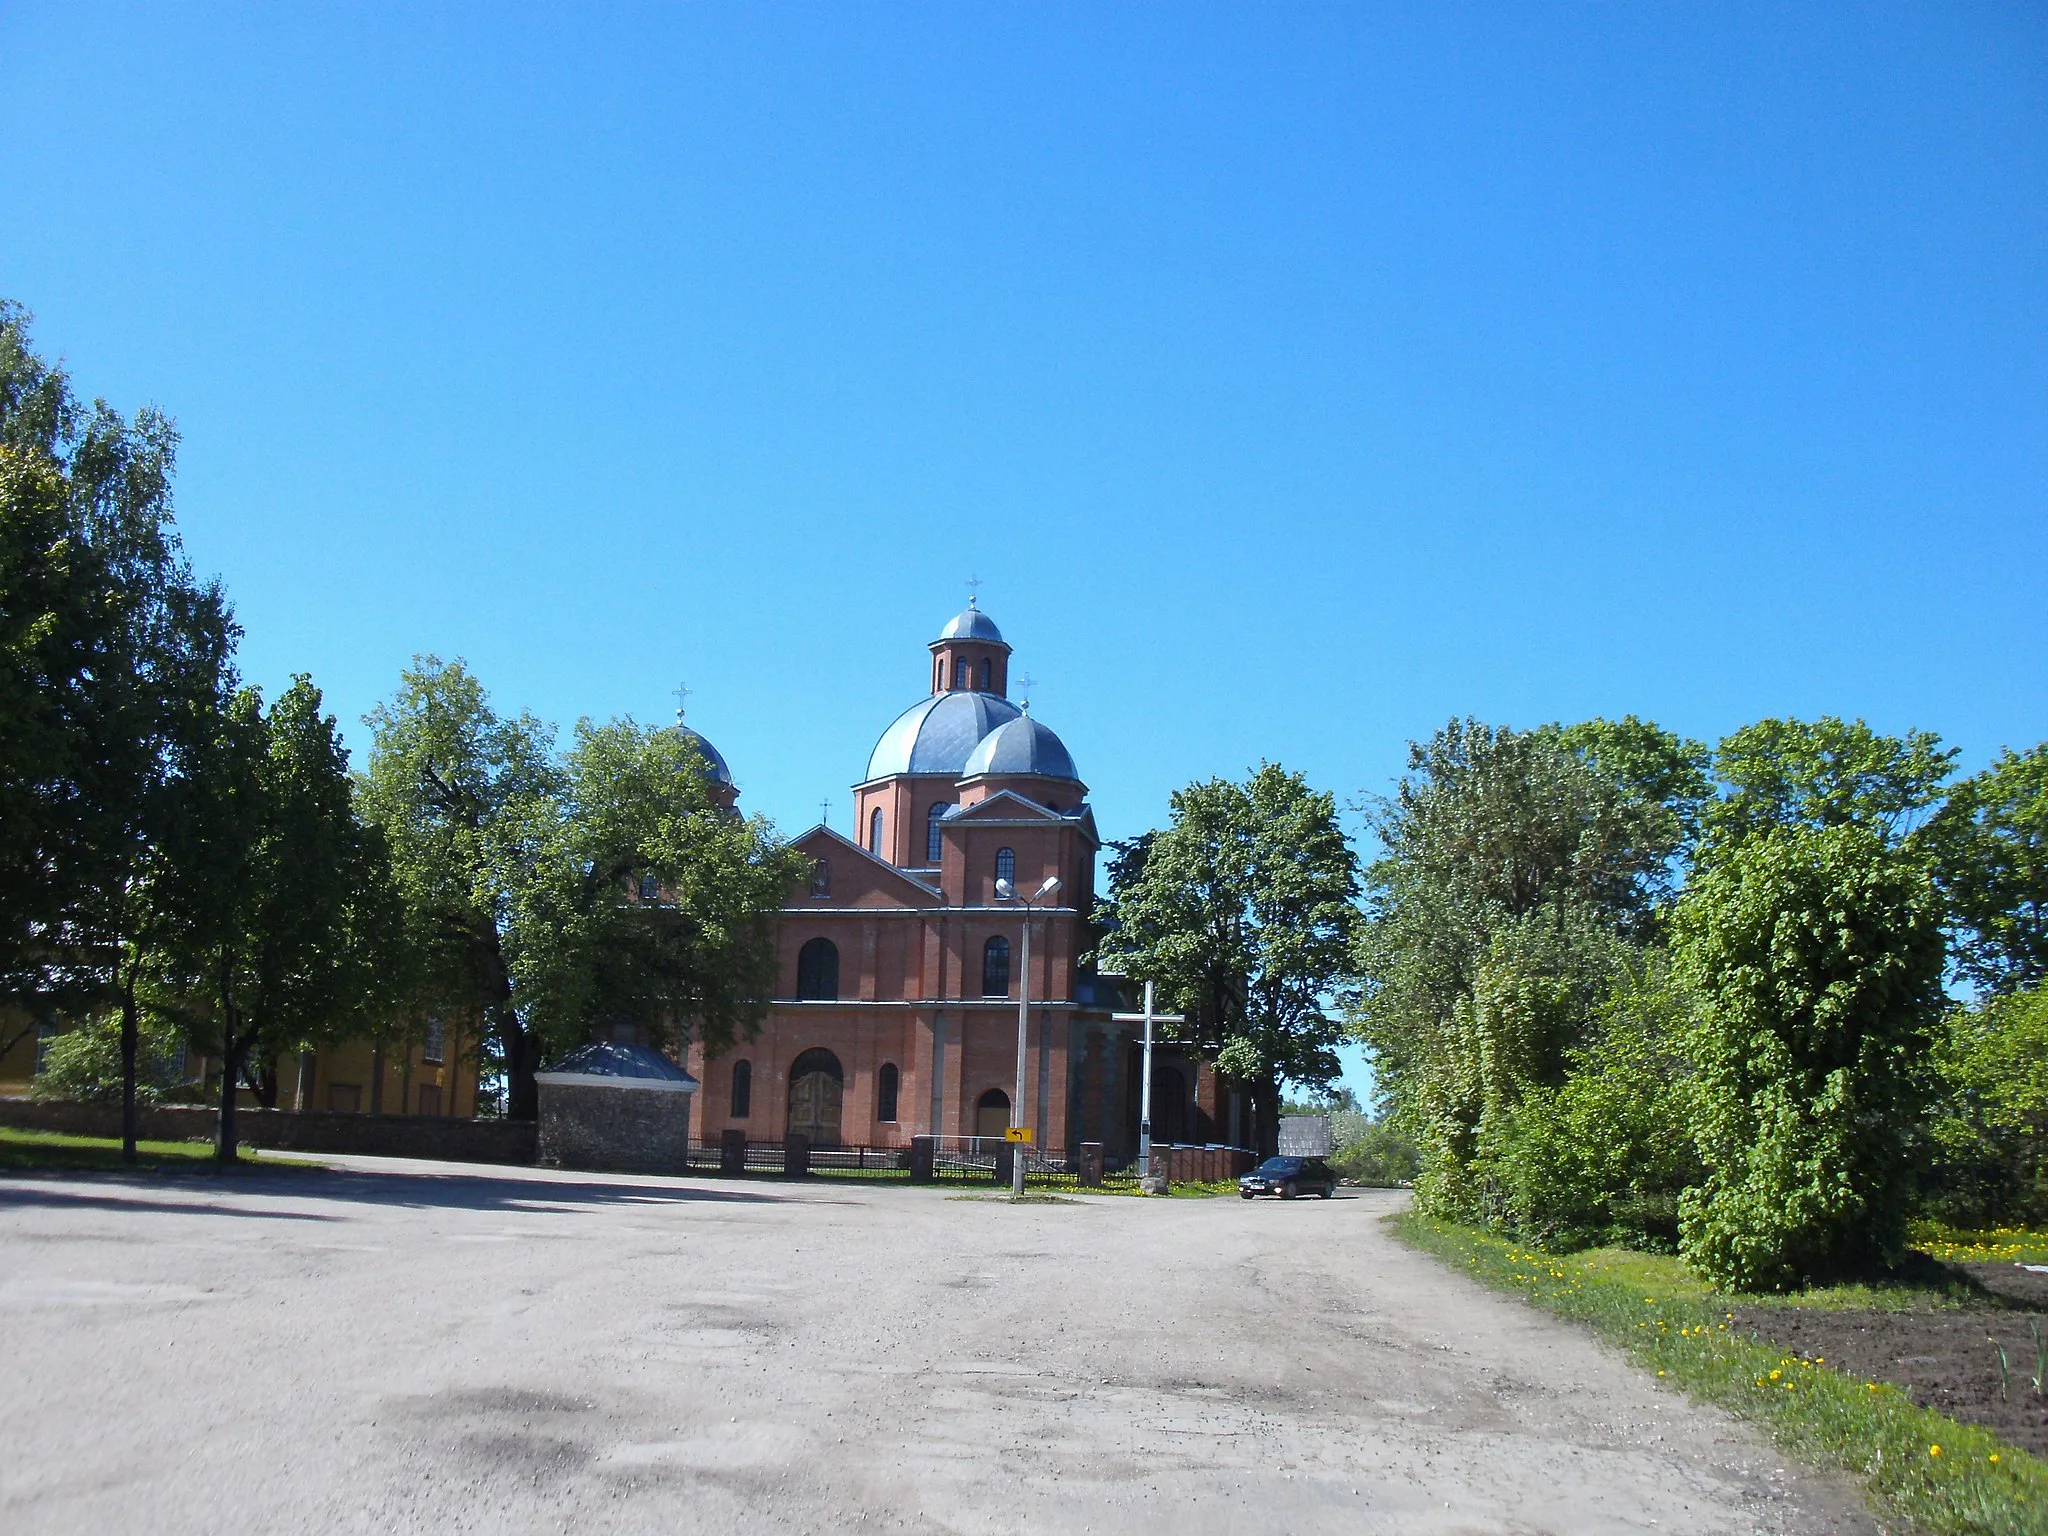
xmin=1392 ymin=1211 xmax=2048 ymax=1536
xmin=0 ymin=1127 xmax=278 ymax=1172
xmin=1910 ymin=1222 xmax=2048 ymax=1266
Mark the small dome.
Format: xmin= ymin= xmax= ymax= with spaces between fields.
xmin=960 ymin=714 xmax=1079 ymax=782
xmin=866 ymin=691 xmax=1023 ymax=780
xmin=674 ymin=724 xmax=733 ymax=785
xmin=936 ymin=603 xmax=1007 ymax=646
xmin=536 ymin=1041 xmax=700 ymax=1088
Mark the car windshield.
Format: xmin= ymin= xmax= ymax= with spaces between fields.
xmin=1254 ymin=1158 xmax=1301 ymax=1175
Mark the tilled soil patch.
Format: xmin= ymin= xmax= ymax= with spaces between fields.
xmin=1732 ymin=1268 xmax=2048 ymax=1460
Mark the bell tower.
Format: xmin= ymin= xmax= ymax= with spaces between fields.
xmin=928 ymin=597 xmax=1011 ymax=696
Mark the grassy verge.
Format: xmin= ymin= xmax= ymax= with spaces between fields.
xmin=1391 ymin=1211 xmax=2048 ymax=1536
xmin=1911 ymin=1223 xmax=2048 ymax=1266
xmin=0 ymin=1127 xmax=275 ymax=1172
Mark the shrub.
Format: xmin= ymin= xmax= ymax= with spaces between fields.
xmin=1480 ymin=960 xmax=1700 ymax=1251
xmin=1673 ymin=825 xmax=1946 ymax=1291
xmin=1921 ymin=986 xmax=2048 ymax=1226
xmin=31 ymin=1013 xmax=191 ymax=1106
xmin=1332 ymin=1118 xmax=1420 ymax=1186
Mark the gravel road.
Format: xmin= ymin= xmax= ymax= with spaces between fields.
xmin=0 ymin=1159 xmax=1875 ymax=1534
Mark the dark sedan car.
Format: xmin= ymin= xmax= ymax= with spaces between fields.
xmin=1238 ymin=1156 xmax=1336 ymax=1199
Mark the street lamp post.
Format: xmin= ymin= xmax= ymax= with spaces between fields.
xmin=1111 ymin=979 xmax=1185 ymax=1182
xmin=995 ymin=873 xmax=1061 ymax=1197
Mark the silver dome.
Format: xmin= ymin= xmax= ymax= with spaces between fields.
xmin=936 ymin=604 xmax=1007 ymax=645
xmin=865 ymin=692 xmax=1023 ymax=780
xmin=675 ymin=724 xmax=733 ymax=785
xmin=960 ymin=714 xmax=1079 ymax=782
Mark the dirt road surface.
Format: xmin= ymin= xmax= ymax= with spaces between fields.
xmin=0 ymin=1160 xmax=1875 ymax=1534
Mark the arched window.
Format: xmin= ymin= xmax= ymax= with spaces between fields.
xmin=810 ymin=858 xmax=831 ymax=898
xmin=975 ymin=1088 xmax=1010 ymax=1139
xmin=977 ymin=657 xmax=991 ymax=691
xmin=926 ymin=802 xmax=947 ymax=863
xmin=797 ymin=937 xmax=840 ymax=1000
xmin=982 ymin=935 xmax=1011 ymax=997
xmin=869 ymin=806 xmax=885 ymax=856
xmin=731 ymin=1060 xmax=752 ymax=1119
xmin=877 ymin=1062 xmax=900 ymax=1124
xmin=638 ymin=872 xmax=660 ymax=902
xmin=994 ymin=847 xmax=1016 ymax=889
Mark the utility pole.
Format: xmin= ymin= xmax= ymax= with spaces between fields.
xmin=997 ymin=873 xmax=1062 ymax=1197
xmin=1112 ymin=980 xmax=1185 ymax=1181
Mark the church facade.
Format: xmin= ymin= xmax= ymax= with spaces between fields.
xmin=681 ymin=603 xmax=1246 ymax=1163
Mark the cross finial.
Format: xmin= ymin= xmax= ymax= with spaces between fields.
xmin=818 ymin=797 xmax=831 ymax=827
xmin=671 ymin=681 xmax=692 ymax=723
xmin=1016 ymin=672 xmax=1036 ymax=712
xmin=965 ymin=573 xmax=983 ymax=608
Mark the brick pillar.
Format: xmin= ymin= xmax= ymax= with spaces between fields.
xmin=784 ymin=1133 xmax=810 ymax=1178
xmin=1078 ymin=1143 xmax=1103 ymax=1188
xmin=994 ymin=1142 xmax=1014 ymax=1187
xmin=720 ymin=1126 xmax=746 ymax=1176
xmin=910 ymin=1135 xmax=934 ymax=1183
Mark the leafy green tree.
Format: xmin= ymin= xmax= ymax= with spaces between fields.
xmin=1478 ymin=958 xmax=1701 ymax=1251
xmin=1704 ymin=716 xmax=1956 ymax=857
xmin=1353 ymin=719 xmax=1680 ymax=1212
xmin=0 ymin=301 xmax=237 ymax=1160
xmin=147 ymin=676 xmax=388 ymax=1160
xmin=1672 ymin=824 xmax=1946 ymax=1291
xmin=1923 ymin=986 xmax=2048 ymax=1225
xmin=1932 ymin=744 xmax=2048 ymax=993
xmin=362 ymin=659 xmax=803 ymax=1118
xmin=1554 ymin=715 xmax=1713 ymax=880
xmin=1094 ymin=763 xmax=1358 ymax=1156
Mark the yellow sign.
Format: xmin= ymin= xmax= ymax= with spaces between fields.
xmin=1004 ymin=1126 xmax=1034 ymax=1144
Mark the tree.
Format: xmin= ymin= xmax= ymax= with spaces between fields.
xmin=1093 ymin=764 xmax=1358 ymax=1156
xmin=1672 ymin=824 xmax=1945 ymax=1291
xmin=1933 ymin=744 xmax=2048 ymax=993
xmin=1704 ymin=716 xmax=1956 ymax=857
xmin=0 ymin=301 xmax=237 ymax=1161
xmin=153 ymin=677 xmax=396 ymax=1159
xmin=360 ymin=657 xmax=562 ymax=1119
xmin=1352 ymin=719 xmax=1679 ymax=1212
xmin=1923 ymin=986 xmax=2048 ymax=1225
xmin=361 ymin=659 xmax=804 ymax=1118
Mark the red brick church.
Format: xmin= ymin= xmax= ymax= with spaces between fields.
xmin=681 ymin=602 xmax=1247 ymax=1163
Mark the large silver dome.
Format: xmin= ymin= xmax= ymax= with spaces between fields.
xmin=936 ymin=604 xmax=1006 ymax=645
xmin=865 ymin=691 xmax=1023 ymax=780
xmin=960 ymin=714 xmax=1079 ymax=782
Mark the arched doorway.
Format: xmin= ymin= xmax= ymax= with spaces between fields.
xmin=787 ymin=1048 xmax=844 ymax=1147
xmin=1152 ymin=1064 xmax=1188 ymax=1144
xmin=975 ymin=1088 xmax=1010 ymax=1140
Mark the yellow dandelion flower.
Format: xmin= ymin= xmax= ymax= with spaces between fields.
xmin=1929 ymin=1446 xmax=1941 ymax=1458
xmin=1989 ymin=1454 xmax=2000 ymax=1464
xmin=1769 ymin=1370 xmax=1781 ymax=1380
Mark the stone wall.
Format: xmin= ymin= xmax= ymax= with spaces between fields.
xmin=537 ymin=1083 xmax=690 ymax=1174
xmin=0 ymin=1096 xmax=537 ymax=1164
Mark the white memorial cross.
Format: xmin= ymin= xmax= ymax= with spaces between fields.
xmin=1111 ymin=979 xmax=1184 ymax=1181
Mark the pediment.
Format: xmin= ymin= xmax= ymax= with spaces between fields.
xmin=950 ymin=790 xmax=1063 ymax=822
xmin=787 ymin=825 xmax=941 ymax=905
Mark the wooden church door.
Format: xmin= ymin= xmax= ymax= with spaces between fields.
xmin=786 ymin=1049 xmax=844 ymax=1147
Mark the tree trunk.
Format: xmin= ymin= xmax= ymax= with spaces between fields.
xmin=215 ymin=1018 xmax=240 ymax=1164
xmin=504 ymin=1019 xmax=542 ymax=1121
xmin=119 ymin=979 xmax=139 ymax=1165
xmin=1252 ymin=1074 xmax=1282 ymax=1159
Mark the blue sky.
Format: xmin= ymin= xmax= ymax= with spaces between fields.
xmin=4 ymin=5 xmax=2044 ymax=1099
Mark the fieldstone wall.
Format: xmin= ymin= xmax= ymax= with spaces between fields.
xmin=537 ymin=1083 xmax=691 ymax=1174
xmin=0 ymin=1096 xmax=537 ymax=1164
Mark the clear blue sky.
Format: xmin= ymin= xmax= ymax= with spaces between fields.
xmin=5 ymin=5 xmax=2044 ymax=1098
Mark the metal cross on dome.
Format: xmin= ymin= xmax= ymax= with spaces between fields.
xmin=818 ymin=798 xmax=832 ymax=826
xmin=1016 ymin=672 xmax=1037 ymax=711
xmin=671 ymin=681 xmax=692 ymax=723
xmin=965 ymin=574 xmax=984 ymax=606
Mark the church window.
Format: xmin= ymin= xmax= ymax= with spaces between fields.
xmin=977 ymin=657 xmax=991 ymax=691
xmin=877 ymin=1062 xmax=900 ymax=1123
xmin=810 ymin=859 xmax=831 ymax=898
xmin=975 ymin=1088 xmax=1011 ymax=1139
xmin=994 ymin=847 xmax=1016 ymax=889
xmin=639 ymin=872 xmax=660 ymax=902
xmin=731 ymin=1060 xmax=752 ymax=1119
xmin=797 ymin=937 xmax=840 ymax=1000
xmin=422 ymin=1017 xmax=445 ymax=1065
xmin=981 ymin=935 xmax=1011 ymax=997
xmin=869 ymin=807 xmax=885 ymax=856
xmin=926 ymin=802 xmax=946 ymax=863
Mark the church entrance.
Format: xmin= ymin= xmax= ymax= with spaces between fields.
xmin=974 ymin=1088 xmax=1010 ymax=1139
xmin=787 ymin=1048 xmax=844 ymax=1147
